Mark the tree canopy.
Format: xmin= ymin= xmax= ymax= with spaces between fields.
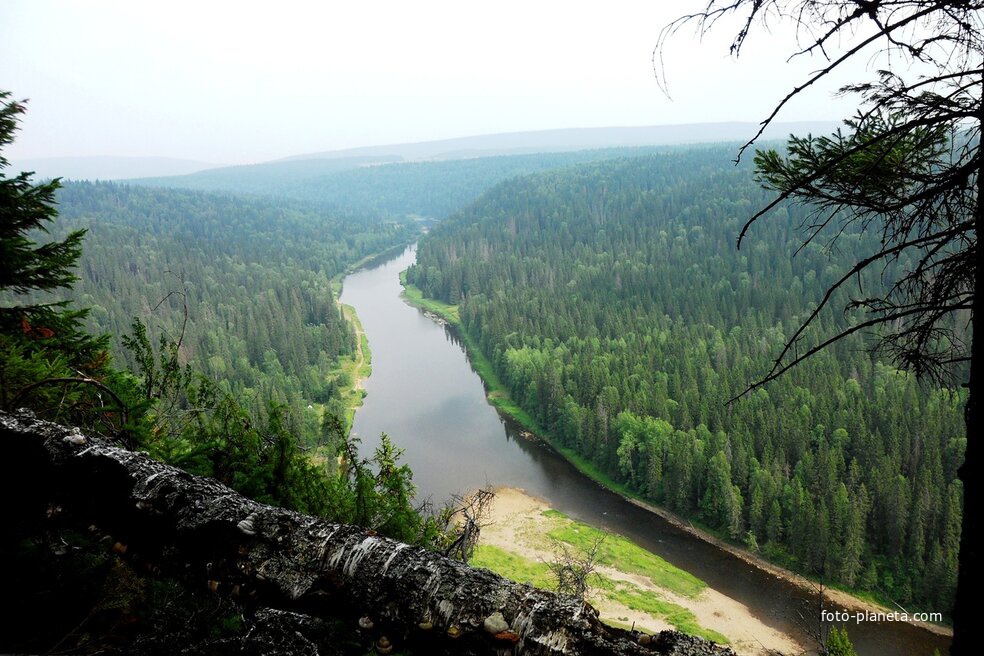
xmin=659 ymin=1 xmax=979 ymax=652
xmin=1 ymin=92 xmax=462 ymax=654
xmin=409 ymin=148 xmax=965 ymax=617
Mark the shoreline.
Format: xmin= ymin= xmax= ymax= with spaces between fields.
xmin=324 ymin=242 xmax=417 ymax=433
xmin=620 ymin=494 xmax=952 ymax=639
xmin=478 ymin=487 xmax=802 ymax=656
xmin=398 ymin=273 xmax=953 ymax=641
xmin=338 ymin=302 xmax=370 ymax=392
xmin=316 ymin=298 xmax=371 ymax=434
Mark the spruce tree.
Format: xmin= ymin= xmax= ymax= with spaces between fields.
xmin=0 ymin=91 xmax=104 ymax=364
xmin=0 ymin=90 xmax=112 ymax=423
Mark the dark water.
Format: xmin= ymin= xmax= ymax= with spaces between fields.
xmin=340 ymin=245 xmax=950 ymax=656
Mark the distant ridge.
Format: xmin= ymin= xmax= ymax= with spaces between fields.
xmin=10 ymin=156 xmax=219 ymax=181
xmin=15 ymin=122 xmax=840 ymax=182
xmin=278 ymin=121 xmax=840 ymax=163
xmin=126 ymin=123 xmax=843 ymax=218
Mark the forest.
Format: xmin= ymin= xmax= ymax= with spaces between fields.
xmin=3 ymin=101 xmax=964 ymax=652
xmin=40 ymin=182 xmax=416 ymax=441
xmin=407 ymin=146 xmax=967 ymax=614
xmin=2 ymin=143 xmax=748 ymax=655
xmin=0 ymin=94 xmax=459 ymax=653
xmin=132 ymin=146 xmax=672 ymax=219
xmin=40 ymin=149 xmax=690 ymax=442
xmin=4 ymin=0 xmax=978 ymax=651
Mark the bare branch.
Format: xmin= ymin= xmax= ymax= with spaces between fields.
xmin=442 ymin=486 xmax=496 ymax=564
xmin=11 ymin=375 xmax=130 ymax=441
xmin=546 ymin=533 xmax=607 ymax=601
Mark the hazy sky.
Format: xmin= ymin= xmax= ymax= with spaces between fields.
xmin=2 ymin=0 xmax=873 ymax=164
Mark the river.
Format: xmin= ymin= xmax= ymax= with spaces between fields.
xmin=339 ymin=245 xmax=950 ymax=656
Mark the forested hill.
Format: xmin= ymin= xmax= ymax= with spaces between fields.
xmin=407 ymin=147 xmax=966 ymax=613
xmin=133 ymin=147 xmax=678 ymax=220
xmin=48 ymin=181 xmax=416 ymax=439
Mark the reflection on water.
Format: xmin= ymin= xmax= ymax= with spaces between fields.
xmin=339 ymin=245 xmax=950 ymax=656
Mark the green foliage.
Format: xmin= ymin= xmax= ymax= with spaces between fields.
xmin=35 ymin=174 xmax=440 ymax=541
xmin=0 ymin=93 xmax=81 ymax=297
xmin=323 ymin=427 xmax=443 ymax=545
xmin=0 ymin=91 xmax=118 ymax=430
xmin=825 ymin=626 xmax=858 ymax=656
xmin=2 ymin=89 xmax=441 ymax=546
xmin=134 ymin=146 xmax=675 ymax=220
xmin=545 ymin=513 xmax=705 ymax=598
xmin=48 ymin=180 xmax=417 ymax=442
xmin=752 ymin=113 xmax=970 ymax=383
xmin=1 ymin=89 xmax=443 ymax=655
xmin=123 ymin=316 xmax=439 ymax=542
xmin=410 ymin=147 xmax=965 ymax=614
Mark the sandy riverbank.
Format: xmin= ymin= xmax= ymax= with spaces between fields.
xmin=339 ymin=303 xmax=369 ymax=391
xmin=479 ymin=487 xmax=805 ymax=656
xmin=399 ymin=274 xmax=951 ymax=644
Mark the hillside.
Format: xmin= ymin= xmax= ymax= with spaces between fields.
xmin=131 ymin=147 xmax=677 ymax=220
xmin=46 ymin=182 xmax=416 ymax=440
xmin=407 ymin=146 xmax=966 ymax=615
xmin=128 ymin=122 xmax=838 ymax=221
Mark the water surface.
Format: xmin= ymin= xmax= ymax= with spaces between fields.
xmin=340 ymin=245 xmax=950 ymax=656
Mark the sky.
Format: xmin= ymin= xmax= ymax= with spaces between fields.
xmin=1 ymin=0 xmax=874 ymax=165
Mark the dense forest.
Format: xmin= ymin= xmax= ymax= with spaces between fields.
xmin=49 ymin=151 xmax=676 ymax=438
xmin=407 ymin=147 xmax=966 ymax=613
xmin=44 ymin=182 xmax=416 ymax=440
xmin=1 ymin=95 xmax=457 ymax=654
xmin=133 ymin=147 xmax=673 ymax=219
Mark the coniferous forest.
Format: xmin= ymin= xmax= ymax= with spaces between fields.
xmin=131 ymin=147 xmax=670 ymax=219
xmin=14 ymin=139 xmax=967 ymax=622
xmin=44 ymin=182 xmax=416 ymax=440
xmin=42 ymin=148 xmax=679 ymax=442
xmin=408 ymin=147 xmax=966 ymax=613
xmin=4 ymin=2 xmax=980 ymax=653
xmin=31 ymin=145 xmax=968 ymax=616
xmin=1 ymin=103 xmax=966 ymax=656
xmin=0 ymin=98 xmax=449 ymax=652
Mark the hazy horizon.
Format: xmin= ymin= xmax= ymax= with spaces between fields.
xmin=2 ymin=1 xmax=873 ymax=165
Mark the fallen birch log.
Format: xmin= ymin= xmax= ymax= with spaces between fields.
xmin=2 ymin=411 xmax=734 ymax=656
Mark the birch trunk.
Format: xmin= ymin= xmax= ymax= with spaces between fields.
xmin=2 ymin=411 xmax=733 ymax=656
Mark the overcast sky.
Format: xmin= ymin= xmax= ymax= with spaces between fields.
xmin=2 ymin=0 xmax=873 ymax=164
